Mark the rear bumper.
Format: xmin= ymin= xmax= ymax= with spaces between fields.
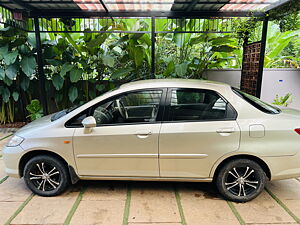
xmin=263 ymin=151 xmax=300 ymax=181
xmin=2 ymin=145 xmax=23 ymax=178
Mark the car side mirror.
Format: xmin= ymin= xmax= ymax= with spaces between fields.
xmin=82 ymin=116 xmax=96 ymax=129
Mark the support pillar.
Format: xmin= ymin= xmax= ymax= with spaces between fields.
xmin=256 ymin=16 xmax=269 ymax=98
xmin=34 ymin=17 xmax=48 ymax=114
xmin=151 ymin=17 xmax=156 ymax=79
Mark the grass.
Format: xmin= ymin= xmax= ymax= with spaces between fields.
xmin=0 ymin=176 xmax=8 ymax=184
xmin=64 ymin=187 xmax=86 ymax=225
xmin=0 ymin=133 xmax=13 ymax=141
xmin=4 ymin=193 xmax=34 ymax=225
xmin=226 ymin=201 xmax=246 ymax=225
xmin=265 ymin=187 xmax=300 ymax=224
xmin=174 ymin=185 xmax=187 ymax=225
xmin=122 ymin=184 xmax=132 ymax=225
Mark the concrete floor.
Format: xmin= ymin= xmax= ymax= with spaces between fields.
xmin=0 ymin=133 xmax=300 ymax=225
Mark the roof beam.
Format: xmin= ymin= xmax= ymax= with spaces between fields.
xmin=184 ymin=0 xmax=231 ymax=12
xmin=0 ymin=1 xmax=276 ymax=5
xmin=10 ymin=0 xmax=36 ymax=11
xmin=264 ymin=0 xmax=293 ymax=12
xmin=185 ymin=0 xmax=200 ymax=11
xmin=29 ymin=10 xmax=266 ymax=18
xmin=98 ymin=0 xmax=114 ymax=21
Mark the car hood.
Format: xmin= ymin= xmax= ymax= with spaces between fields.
xmin=15 ymin=114 xmax=54 ymax=137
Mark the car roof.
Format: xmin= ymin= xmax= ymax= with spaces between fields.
xmin=119 ymin=79 xmax=231 ymax=91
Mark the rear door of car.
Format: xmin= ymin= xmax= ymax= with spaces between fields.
xmin=159 ymin=88 xmax=240 ymax=178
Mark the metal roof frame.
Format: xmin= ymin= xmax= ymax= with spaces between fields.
xmin=0 ymin=0 xmax=294 ymax=19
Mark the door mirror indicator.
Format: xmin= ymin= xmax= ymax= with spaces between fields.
xmin=82 ymin=116 xmax=96 ymax=129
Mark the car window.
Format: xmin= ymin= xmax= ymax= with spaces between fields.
xmin=92 ymin=90 xmax=163 ymax=126
xmin=168 ymin=89 xmax=236 ymax=121
xmin=232 ymin=87 xmax=280 ymax=114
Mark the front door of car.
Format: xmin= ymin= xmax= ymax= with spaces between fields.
xmin=159 ymin=88 xmax=240 ymax=178
xmin=72 ymin=89 xmax=165 ymax=177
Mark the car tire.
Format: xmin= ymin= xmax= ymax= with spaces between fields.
xmin=23 ymin=155 xmax=70 ymax=196
xmin=215 ymin=159 xmax=266 ymax=202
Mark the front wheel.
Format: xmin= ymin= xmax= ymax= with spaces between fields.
xmin=24 ymin=155 xmax=70 ymax=196
xmin=215 ymin=159 xmax=266 ymax=202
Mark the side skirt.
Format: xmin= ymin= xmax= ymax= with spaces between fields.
xmin=77 ymin=176 xmax=213 ymax=182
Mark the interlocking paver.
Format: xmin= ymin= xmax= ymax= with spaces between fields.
xmin=128 ymin=223 xmax=181 ymax=225
xmin=0 ymin=178 xmax=31 ymax=202
xmin=12 ymin=188 xmax=79 ymax=225
xmin=128 ymin=182 xmax=181 ymax=223
xmin=0 ymin=202 xmax=22 ymax=225
xmin=234 ymin=190 xmax=295 ymax=224
xmin=83 ymin=181 xmax=127 ymax=201
xmin=70 ymin=181 xmax=127 ymax=225
xmin=266 ymin=179 xmax=300 ymax=219
xmin=0 ymin=135 xmax=10 ymax=155
xmin=70 ymin=200 xmax=125 ymax=225
xmin=178 ymin=183 xmax=240 ymax=225
xmin=0 ymin=159 xmax=7 ymax=178
xmin=0 ymin=132 xmax=12 ymax=140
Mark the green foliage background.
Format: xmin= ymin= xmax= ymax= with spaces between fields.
xmin=0 ymin=14 xmax=299 ymax=123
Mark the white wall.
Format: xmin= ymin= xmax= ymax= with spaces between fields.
xmin=203 ymin=69 xmax=241 ymax=88
xmin=204 ymin=69 xmax=300 ymax=110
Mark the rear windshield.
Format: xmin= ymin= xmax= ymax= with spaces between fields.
xmin=232 ymin=87 xmax=281 ymax=114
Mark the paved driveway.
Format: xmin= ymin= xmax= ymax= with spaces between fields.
xmin=0 ymin=133 xmax=300 ymax=225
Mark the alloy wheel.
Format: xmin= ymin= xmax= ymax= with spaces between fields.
xmin=224 ymin=166 xmax=259 ymax=197
xmin=29 ymin=162 xmax=61 ymax=192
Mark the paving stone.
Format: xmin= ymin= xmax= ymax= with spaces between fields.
xmin=249 ymin=223 xmax=298 ymax=225
xmin=266 ymin=179 xmax=300 ymax=219
xmin=70 ymin=200 xmax=125 ymax=225
xmin=178 ymin=183 xmax=239 ymax=225
xmin=128 ymin=223 xmax=181 ymax=225
xmin=83 ymin=181 xmax=127 ymax=201
xmin=128 ymin=182 xmax=181 ymax=223
xmin=234 ymin=190 xmax=295 ymax=224
xmin=0 ymin=138 xmax=9 ymax=151
xmin=0 ymin=159 xmax=7 ymax=179
xmin=12 ymin=188 xmax=79 ymax=225
xmin=0 ymin=178 xmax=31 ymax=202
xmin=0 ymin=132 xmax=12 ymax=140
xmin=0 ymin=202 xmax=22 ymax=225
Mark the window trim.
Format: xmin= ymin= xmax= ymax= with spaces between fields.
xmin=232 ymin=87 xmax=281 ymax=115
xmin=163 ymin=87 xmax=237 ymax=123
xmin=65 ymin=88 xmax=168 ymax=128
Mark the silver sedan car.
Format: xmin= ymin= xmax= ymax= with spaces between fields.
xmin=3 ymin=79 xmax=300 ymax=202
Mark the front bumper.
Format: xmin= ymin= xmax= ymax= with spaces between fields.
xmin=2 ymin=145 xmax=23 ymax=178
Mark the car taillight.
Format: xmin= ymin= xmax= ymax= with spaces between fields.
xmin=295 ymin=129 xmax=300 ymax=135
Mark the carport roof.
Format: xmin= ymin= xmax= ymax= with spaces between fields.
xmin=0 ymin=0 xmax=294 ymax=18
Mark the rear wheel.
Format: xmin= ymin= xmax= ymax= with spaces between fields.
xmin=215 ymin=159 xmax=266 ymax=202
xmin=24 ymin=155 xmax=69 ymax=196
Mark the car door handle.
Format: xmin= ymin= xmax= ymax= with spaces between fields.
xmin=216 ymin=127 xmax=235 ymax=134
xmin=135 ymin=131 xmax=152 ymax=138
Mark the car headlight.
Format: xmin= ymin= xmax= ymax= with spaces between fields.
xmin=6 ymin=135 xmax=24 ymax=147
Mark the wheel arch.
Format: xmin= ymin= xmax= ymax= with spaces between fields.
xmin=211 ymin=154 xmax=271 ymax=181
xmin=18 ymin=150 xmax=79 ymax=184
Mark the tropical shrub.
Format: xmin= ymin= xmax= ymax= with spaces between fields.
xmin=26 ymin=99 xmax=43 ymax=121
xmin=0 ymin=16 xmax=299 ymax=124
xmin=273 ymin=93 xmax=293 ymax=107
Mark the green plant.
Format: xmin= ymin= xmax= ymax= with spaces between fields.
xmin=264 ymin=24 xmax=300 ymax=68
xmin=273 ymin=93 xmax=293 ymax=107
xmin=26 ymin=99 xmax=43 ymax=121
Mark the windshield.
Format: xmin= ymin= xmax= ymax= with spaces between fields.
xmin=232 ymin=87 xmax=281 ymax=114
xmin=51 ymin=86 xmax=120 ymax=122
xmin=51 ymin=104 xmax=83 ymax=121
